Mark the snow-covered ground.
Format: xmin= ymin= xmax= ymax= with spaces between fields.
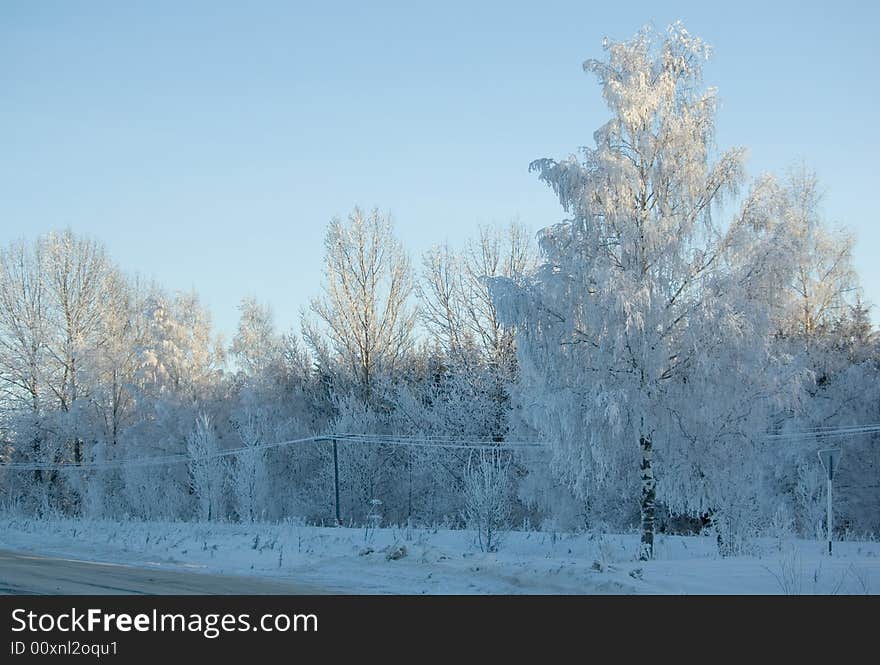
xmin=1 ymin=517 xmax=877 ymax=594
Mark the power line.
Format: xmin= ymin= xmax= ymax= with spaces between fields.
xmin=1 ymin=423 xmax=876 ymax=473
xmin=332 ymin=433 xmax=546 ymax=449
xmin=0 ymin=435 xmax=323 ymax=472
xmin=0 ymin=433 xmax=546 ymax=472
xmin=764 ymin=424 xmax=880 ymax=442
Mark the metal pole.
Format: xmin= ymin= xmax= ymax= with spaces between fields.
xmin=827 ymin=474 xmax=833 ymax=556
xmin=332 ymin=439 xmax=341 ymax=526
xmin=817 ymin=449 xmax=840 ymax=556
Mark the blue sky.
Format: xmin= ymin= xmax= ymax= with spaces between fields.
xmin=2 ymin=1 xmax=878 ymax=338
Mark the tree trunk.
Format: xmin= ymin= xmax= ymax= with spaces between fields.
xmin=639 ymin=434 xmax=655 ymax=561
xmin=32 ymin=435 xmax=42 ymax=484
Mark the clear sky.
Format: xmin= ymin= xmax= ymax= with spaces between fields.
xmin=2 ymin=0 xmax=878 ymax=339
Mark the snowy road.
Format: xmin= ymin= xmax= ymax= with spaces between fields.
xmin=0 ymin=549 xmax=325 ymax=595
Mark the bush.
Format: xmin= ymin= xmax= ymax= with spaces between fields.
xmin=462 ymin=448 xmax=512 ymax=552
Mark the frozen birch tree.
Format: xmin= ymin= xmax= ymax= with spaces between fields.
xmin=778 ymin=166 xmax=857 ymax=341
xmin=187 ymin=412 xmax=225 ymax=521
xmin=462 ymin=447 xmax=512 ymax=553
xmin=419 ymin=223 xmax=536 ymax=438
xmin=0 ymin=240 xmax=48 ymax=414
xmin=305 ymin=207 xmax=415 ymax=401
xmin=43 ymin=230 xmax=117 ymax=419
xmin=420 ymin=223 xmax=535 ymax=370
xmin=0 ymin=231 xmax=131 ymax=509
xmin=86 ymin=273 xmax=148 ymax=449
xmin=230 ymin=410 xmax=269 ymax=522
xmin=491 ymin=23 xmax=798 ymax=559
xmin=0 ymin=238 xmax=50 ymax=496
xmin=231 ymin=298 xmax=283 ymax=382
xmin=141 ymin=291 xmax=223 ymax=399
xmin=42 ymin=231 xmax=131 ymax=492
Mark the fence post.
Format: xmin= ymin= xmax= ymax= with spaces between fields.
xmin=332 ymin=438 xmax=341 ymax=526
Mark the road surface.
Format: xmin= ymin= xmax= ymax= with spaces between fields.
xmin=0 ymin=549 xmax=324 ymax=594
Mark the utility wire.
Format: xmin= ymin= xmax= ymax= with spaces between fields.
xmin=0 ymin=433 xmax=546 ymax=472
xmin=1 ymin=424 xmax=877 ymax=472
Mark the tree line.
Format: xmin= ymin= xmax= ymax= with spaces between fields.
xmin=1 ymin=23 xmax=877 ymax=555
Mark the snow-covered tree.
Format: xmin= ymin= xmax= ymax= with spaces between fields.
xmin=186 ymin=412 xmax=226 ymax=521
xmin=0 ymin=238 xmax=50 ymax=485
xmin=776 ymin=166 xmax=858 ymax=341
xmin=84 ymin=273 xmax=150 ymax=450
xmin=229 ymin=409 xmax=269 ymax=522
xmin=491 ymin=23 xmax=801 ymax=558
xmin=305 ymin=207 xmax=415 ymax=401
xmin=0 ymin=231 xmax=134 ymax=511
xmin=42 ymin=230 xmax=117 ymax=418
xmin=462 ymin=447 xmax=512 ymax=552
xmin=141 ymin=291 xmax=224 ymax=399
xmin=231 ymin=298 xmax=283 ymax=382
xmin=420 ymin=222 xmax=535 ymax=369
xmin=418 ymin=224 xmax=536 ymax=440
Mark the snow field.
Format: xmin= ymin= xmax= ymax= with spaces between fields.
xmin=1 ymin=517 xmax=877 ymax=594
